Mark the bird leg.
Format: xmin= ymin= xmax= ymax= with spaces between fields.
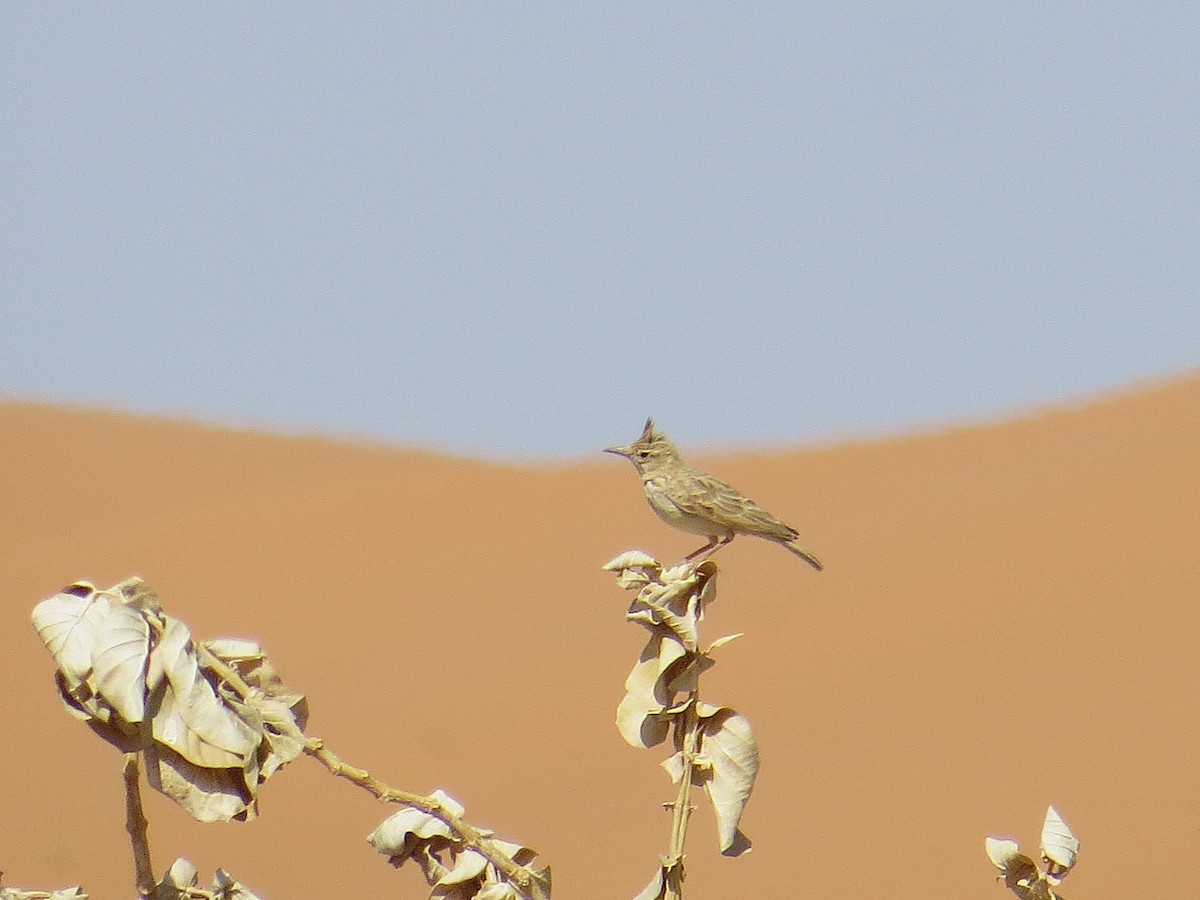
xmin=684 ymin=535 xmax=734 ymax=562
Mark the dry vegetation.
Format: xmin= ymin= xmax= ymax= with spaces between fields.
xmin=18 ymin=558 xmax=1079 ymax=899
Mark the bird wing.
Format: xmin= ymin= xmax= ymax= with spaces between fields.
xmin=675 ymin=470 xmax=799 ymax=541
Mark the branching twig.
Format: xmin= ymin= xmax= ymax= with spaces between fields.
xmin=123 ymin=753 xmax=155 ymax=899
xmin=205 ymin=636 xmax=540 ymax=896
xmin=302 ymin=737 xmax=535 ymax=897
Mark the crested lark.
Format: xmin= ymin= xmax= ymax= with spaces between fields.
xmin=605 ymin=418 xmax=823 ymax=570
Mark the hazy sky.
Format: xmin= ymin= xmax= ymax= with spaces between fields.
xmin=4 ymin=6 xmax=1197 ymax=458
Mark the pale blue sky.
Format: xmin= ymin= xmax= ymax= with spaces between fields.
xmin=3 ymin=5 xmax=1197 ymax=458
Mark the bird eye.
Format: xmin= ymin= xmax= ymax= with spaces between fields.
xmin=636 ymin=449 xmax=650 ymax=459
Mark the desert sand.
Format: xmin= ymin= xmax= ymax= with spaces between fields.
xmin=2 ymin=373 xmax=1198 ymax=898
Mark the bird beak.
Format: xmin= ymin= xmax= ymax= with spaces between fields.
xmin=604 ymin=444 xmax=633 ymax=459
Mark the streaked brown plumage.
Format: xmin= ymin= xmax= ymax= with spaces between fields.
xmin=605 ymin=418 xmax=823 ymax=570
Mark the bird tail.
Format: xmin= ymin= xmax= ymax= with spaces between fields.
xmin=783 ymin=541 xmax=823 ymax=571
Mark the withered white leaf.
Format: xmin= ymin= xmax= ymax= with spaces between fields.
xmin=616 ymin=632 xmax=691 ymax=749
xmin=31 ymin=584 xmax=112 ymax=692
xmin=706 ymin=633 xmax=743 ymax=653
xmin=205 ymin=639 xmax=306 ymax=714
xmin=658 ymin=563 xmax=694 ymax=583
xmin=208 ymin=640 xmax=308 ymax=781
xmin=631 ymin=868 xmax=665 ymax=900
xmin=660 ymin=750 xmax=684 ymax=784
xmin=368 ymin=789 xmax=465 ymax=864
xmin=604 ymin=551 xmax=664 ymax=590
xmin=211 ymin=868 xmax=262 ymax=900
xmin=156 ymin=856 xmax=200 ymax=895
xmin=694 ymin=702 xmax=758 ymax=857
xmin=144 ymin=741 xmax=257 ymax=823
xmin=1039 ymin=805 xmax=1078 ymax=884
xmin=221 ymin=686 xmax=306 ymax=781
xmin=152 ymin=618 xmax=259 ymax=770
xmin=631 ymin=856 xmax=679 ymax=900
xmin=89 ymin=602 xmax=150 ymax=724
xmin=984 ymin=837 xmax=1042 ymax=896
xmin=490 ymin=838 xmax=539 ymax=868
xmin=437 ymin=848 xmax=490 ymax=885
xmin=603 ymin=550 xmax=662 ymax=574
xmin=616 ymin=569 xmax=653 ymax=591
xmin=628 ymin=580 xmax=700 ymax=650
xmin=984 ymin=837 xmax=1022 ymax=871
xmin=33 ymin=579 xmax=306 ymax=824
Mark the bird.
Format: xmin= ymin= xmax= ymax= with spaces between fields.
xmin=605 ymin=418 xmax=823 ymax=570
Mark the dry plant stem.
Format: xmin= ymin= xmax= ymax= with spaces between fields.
xmin=664 ymin=690 xmax=701 ymax=900
xmin=660 ymin=560 xmax=714 ymax=900
xmin=195 ymin=643 xmax=257 ymax=699
xmin=302 ymin=737 xmax=535 ymax=898
xmin=123 ymin=752 xmax=155 ymax=899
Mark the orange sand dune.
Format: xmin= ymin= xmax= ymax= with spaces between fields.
xmin=2 ymin=375 xmax=1198 ymax=899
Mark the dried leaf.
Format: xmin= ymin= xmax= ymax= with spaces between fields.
xmin=631 ymin=866 xmax=666 ymax=900
xmin=603 ymin=551 xmax=664 ymax=591
xmin=490 ymin=838 xmax=539 ymax=868
xmin=660 ymin=750 xmax=684 ymax=784
xmin=603 ymin=550 xmax=662 ymax=574
xmin=706 ymin=633 xmax=743 ymax=653
xmin=152 ymin=859 xmax=260 ymax=900
xmin=630 ymin=598 xmax=697 ymax=651
xmin=35 ymin=585 xmax=147 ymax=749
xmin=616 ymin=632 xmax=692 ymax=749
xmin=31 ymin=585 xmax=112 ymax=691
xmin=210 ymin=642 xmax=308 ymax=781
xmin=211 ymin=868 xmax=262 ymax=900
xmin=437 ymin=848 xmax=489 ymax=885
xmin=694 ymin=703 xmax=758 ymax=857
xmin=984 ymin=837 xmax=1051 ymax=900
xmin=32 ymin=579 xmax=307 ymax=824
xmin=155 ymin=857 xmax=199 ymax=898
xmin=90 ymin=603 xmax=150 ymax=723
xmin=367 ymin=789 xmax=464 ymax=865
xmin=985 ymin=837 xmax=1024 ymax=872
xmin=206 ymin=639 xmax=308 ymax=717
xmin=986 ymin=807 xmax=1078 ymax=899
xmin=152 ymin=618 xmax=259 ymax=770
xmin=630 ymin=575 xmax=703 ymax=642
xmin=144 ymin=741 xmax=258 ymax=823
xmin=616 ymin=569 xmax=653 ymax=591
xmin=632 ymin=856 xmax=681 ymax=900
xmin=1039 ymin=806 xmax=1078 ymax=884
xmin=368 ymin=793 xmax=542 ymax=900
xmin=661 ymin=707 xmax=757 ymax=856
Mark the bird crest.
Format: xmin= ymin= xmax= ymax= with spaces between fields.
xmin=605 ymin=418 xmax=682 ymax=471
